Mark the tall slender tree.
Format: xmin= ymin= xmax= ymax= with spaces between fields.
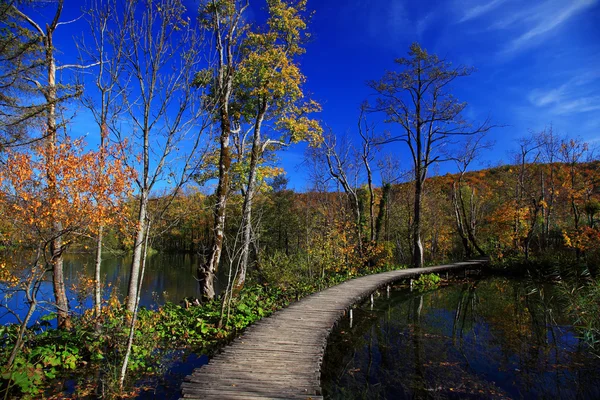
xmin=9 ymin=0 xmax=84 ymax=328
xmin=198 ymin=0 xmax=248 ymax=300
xmin=234 ymin=0 xmax=321 ymax=291
xmin=369 ymin=43 xmax=492 ymax=268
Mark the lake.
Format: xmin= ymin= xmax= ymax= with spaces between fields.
xmin=1 ymin=252 xmax=229 ymax=324
xmin=321 ymin=277 xmax=600 ymax=399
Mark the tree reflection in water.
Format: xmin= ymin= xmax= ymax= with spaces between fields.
xmin=321 ymin=278 xmax=600 ymax=399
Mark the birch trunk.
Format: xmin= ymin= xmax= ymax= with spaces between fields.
xmin=94 ymin=225 xmax=103 ymax=317
xmin=44 ymin=3 xmax=70 ymax=329
xmin=126 ymin=194 xmax=148 ymax=312
xmin=237 ymin=104 xmax=266 ymax=291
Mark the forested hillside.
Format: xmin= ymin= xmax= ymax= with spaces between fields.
xmin=137 ymin=155 xmax=600 ymax=279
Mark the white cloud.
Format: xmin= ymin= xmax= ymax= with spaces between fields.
xmin=505 ymin=0 xmax=597 ymax=53
xmin=454 ymin=0 xmax=598 ymax=56
xmin=459 ymin=0 xmax=506 ymax=23
xmin=528 ymin=87 xmax=566 ymax=107
xmin=528 ymin=72 xmax=600 ymax=115
xmin=553 ymin=97 xmax=600 ymax=115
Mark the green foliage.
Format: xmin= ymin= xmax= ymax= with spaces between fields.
xmin=413 ymin=273 xmax=441 ymax=291
xmin=562 ymin=279 xmax=600 ymax=355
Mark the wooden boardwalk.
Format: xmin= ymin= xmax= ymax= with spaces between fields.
xmin=181 ymin=259 xmax=488 ymax=400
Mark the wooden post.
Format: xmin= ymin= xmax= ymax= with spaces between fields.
xmin=349 ymin=308 xmax=353 ymax=328
xmin=410 ymin=279 xmax=413 ymax=291
xmin=386 ymin=285 xmax=390 ymax=298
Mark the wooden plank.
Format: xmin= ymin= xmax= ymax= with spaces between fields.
xmin=180 ymin=258 xmax=488 ymax=400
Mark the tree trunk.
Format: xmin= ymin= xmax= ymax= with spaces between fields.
xmin=452 ymin=182 xmax=472 ymax=257
xmin=375 ymin=183 xmax=391 ymax=243
xmin=120 ymin=219 xmax=151 ymax=389
xmin=46 ymin=14 xmax=70 ymax=329
xmin=94 ymin=225 xmax=103 ymax=318
xmin=199 ymin=114 xmax=231 ymax=300
xmin=237 ymin=104 xmax=266 ymax=291
xmin=7 ymin=293 xmax=37 ymax=368
xmin=51 ymin=233 xmax=70 ymax=329
xmin=126 ymin=194 xmax=148 ymax=312
xmin=413 ymin=178 xmax=424 ymax=268
xmin=365 ymin=158 xmax=375 ymax=243
xmin=465 ymin=186 xmax=486 ymax=256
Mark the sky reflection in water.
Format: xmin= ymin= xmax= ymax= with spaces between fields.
xmin=321 ymin=278 xmax=600 ymax=400
xmin=0 ymin=252 xmax=229 ymax=325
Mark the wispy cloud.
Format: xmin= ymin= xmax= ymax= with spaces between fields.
xmin=553 ymin=97 xmax=600 ymax=115
xmin=528 ymin=71 xmax=600 ymax=115
xmin=459 ymin=0 xmax=506 ymax=23
xmin=416 ymin=12 xmax=436 ymax=37
xmin=453 ymin=0 xmax=598 ymax=56
xmin=529 ymin=87 xmax=565 ymax=107
xmin=504 ymin=0 xmax=597 ymax=53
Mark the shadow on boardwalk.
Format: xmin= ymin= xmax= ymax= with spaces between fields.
xmin=181 ymin=258 xmax=489 ymax=400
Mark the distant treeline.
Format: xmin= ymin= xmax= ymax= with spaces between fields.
xmin=132 ymin=157 xmax=600 ymax=276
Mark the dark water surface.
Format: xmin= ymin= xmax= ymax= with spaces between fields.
xmin=1 ymin=252 xmax=228 ymax=324
xmin=321 ymin=278 xmax=600 ymax=400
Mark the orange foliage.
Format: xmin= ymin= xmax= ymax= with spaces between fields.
xmin=0 ymin=136 xmax=135 ymax=245
xmin=563 ymin=227 xmax=600 ymax=252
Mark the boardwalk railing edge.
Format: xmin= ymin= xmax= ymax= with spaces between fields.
xmin=180 ymin=257 xmax=490 ymax=400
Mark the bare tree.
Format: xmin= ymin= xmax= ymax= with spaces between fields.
xmin=320 ymin=130 xmax=363 ymax=254
xmin=536 ymin=126 xmax=560 ymax=250
xmin=77 ymin=0 xmax=130 ymax=318
xmin=512 ymin=135 xmax=543 ymax=260
xmin=102 ymin=0 xmax=210 ymax=313
xmin=451 ymin=134 xmax=491 ymax=257
xmin=369 ymin=42 xmax=493 ymax=268
xmin=358 ymin=104 xmax=378 ymax=243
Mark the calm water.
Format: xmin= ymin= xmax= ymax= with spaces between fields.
xmin=321 ymin=278 xmax=600 ymax=400
xmin=1 ymin=252 xmax=228 ymax=324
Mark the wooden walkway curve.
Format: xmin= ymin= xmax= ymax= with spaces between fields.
xmin=181 ymin=259 xmax=488 ymax=400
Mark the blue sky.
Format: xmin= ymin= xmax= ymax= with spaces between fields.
xmin=282 ymin=0 xmax=600 ymax=189
xmin=27 ymin=0 xmax=600 ymax=191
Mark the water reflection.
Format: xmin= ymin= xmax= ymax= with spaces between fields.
xmin=321 ymin=278 xmax=600 ymax=400
xmin=1 ymin=252 xmax=229 ymax=324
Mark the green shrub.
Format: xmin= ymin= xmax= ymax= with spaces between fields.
xmin=413 ymin=273 xmax=441 ymax=290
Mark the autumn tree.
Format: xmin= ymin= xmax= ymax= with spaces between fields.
xmin=0 ymin=135 xmax=131 ymax=368
xmin=233 ymin=0 xmax=321 ymax=291
xmin=198 ymin=0 xmax=248 ymax=300
xmin=8 ymin=0 xmax=87 ymax=328
xmin=560 ymin=137 xmax=592 ymax=258
xmin=198 ymin=0 xmax=320 ymax=298
xmin=369 ymin=42 xmax=492 ymax=268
